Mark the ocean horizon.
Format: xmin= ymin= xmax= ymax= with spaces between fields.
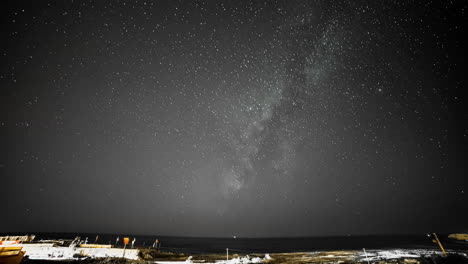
xmin=2 ymin=232 xmax=465 ymax=254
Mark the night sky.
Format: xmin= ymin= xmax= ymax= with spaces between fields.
xmin=1 ymin=0 xmax=467 ymax=237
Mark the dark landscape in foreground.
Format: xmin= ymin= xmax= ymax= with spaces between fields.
xmin=3 ymin=233 xmax=467 ymax=264
xmin=21 ymin=250 xmax=468 ymax=264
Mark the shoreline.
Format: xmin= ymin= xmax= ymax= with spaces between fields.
xmin=20 ymin=248 xmax=468 ymax=264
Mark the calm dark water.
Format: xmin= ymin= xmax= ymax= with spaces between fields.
xmin=6 ymin=233 xmax=467 ymax=254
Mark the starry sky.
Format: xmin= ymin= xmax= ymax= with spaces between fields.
xmin=1 ymin=0 xmax=467 ymax=237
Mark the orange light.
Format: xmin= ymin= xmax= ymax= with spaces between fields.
xmin=123 ymin=237 xmax=130 ymax=245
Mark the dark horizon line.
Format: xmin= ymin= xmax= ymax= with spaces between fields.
xmin=0 ymin=231 xmax=452 ymax=239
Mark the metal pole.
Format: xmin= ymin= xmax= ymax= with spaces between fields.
xmin=433 ymin=233 xmax=447 ymax=256
xmin=122 ymin=244 xmax=127 ymax=258
xmin=226 ymin=248 xmax=229 ymax=261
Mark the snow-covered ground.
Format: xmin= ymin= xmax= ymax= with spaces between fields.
xmin=154 ymin=254 xmax=271 ymax=264
xmin=357 ymin=249 xmax=467 ymax=261
xmin=154 ymin=250 xmax=468 ymax=264
xmin=0 ymin=243 xmax=140 ymax=260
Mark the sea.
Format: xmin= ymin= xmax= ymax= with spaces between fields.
xmin=12 ymin=233 xmax=465 ymax=254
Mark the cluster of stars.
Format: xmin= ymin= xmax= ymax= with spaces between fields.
xmin=0 ymin=0 xmax=466 ymax=236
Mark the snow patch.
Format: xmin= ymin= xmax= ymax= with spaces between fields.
xmin=358 ymin=249 xmax=443 ymax=261
xmin=155 ymin=254 xmax=271 ymax=264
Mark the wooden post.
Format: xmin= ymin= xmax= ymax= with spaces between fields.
xmin=433 ymin=233 xmax=447 ymax=256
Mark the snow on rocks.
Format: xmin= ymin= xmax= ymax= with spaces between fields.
xmin=154 ymin=254 xmax=271 ymax=264
xmin=357 ymin=249 xmax=444 ymax=261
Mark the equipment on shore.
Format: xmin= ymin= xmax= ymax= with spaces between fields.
xmin=122 ymin=237 xmax=130 ymax=258
xmin=428 ymin=233 xmax=447 ymax=256
xmin=448 ymin=233 xmax=468 ymax=241
xmin=0 ymin=247 xmax=26 ymax=264
xmin=0 ymin=235 xmax=35 ymax=243
xmin=363 ymin=248 xmax=370 ymax=264
xmin=0 ymin=235 xmax=139 ymax=260
xmin=152 ymin=239 xmax=159 ymax=249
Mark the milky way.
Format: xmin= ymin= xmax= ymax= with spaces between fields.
xmin=1 ymin=1 xmax=467 ymax=237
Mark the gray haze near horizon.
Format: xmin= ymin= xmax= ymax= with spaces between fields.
xmin=1 ymin=0 xmax=467 ymax=237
